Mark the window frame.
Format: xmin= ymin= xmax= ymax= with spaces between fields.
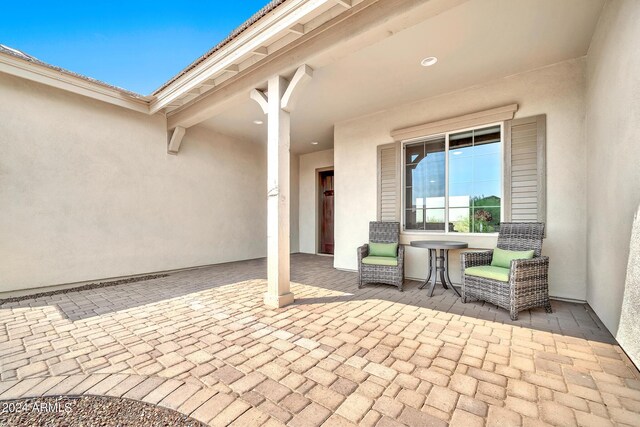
xmin=400 ymin=121 xmax=504 ymax=235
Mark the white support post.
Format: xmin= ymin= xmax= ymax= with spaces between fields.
xmin=251 ymin=65 xmax=313 ymax=308
xmin=265 ymin=75 xmax=294 ymax=308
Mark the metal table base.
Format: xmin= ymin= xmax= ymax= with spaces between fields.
xmin=419 ymin=248 xmax=461 ymax=297
xmin=410 ymin=241 xmax=468 ymax=297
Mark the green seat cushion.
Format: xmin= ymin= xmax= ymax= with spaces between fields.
xmin=362 ymin=256 xmax=398 ymax=266
xmin=491 ymin=248 xmax=535 ymax=268
xmin=465 ymin=265 xmax=510 ymax=282
xmin=369 ymin=242 xmax=398 ymax=257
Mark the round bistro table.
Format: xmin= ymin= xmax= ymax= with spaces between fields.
xmin=409 ymin=240 xmax=468 ymax=297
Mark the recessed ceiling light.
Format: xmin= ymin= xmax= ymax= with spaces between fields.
xmin=253 ymin=120 xmax=263 ymax=125
xmin=311 ymin=141 xmax=319 ymax=145
xmin=421 ymin=56 xmax=438 ymax=67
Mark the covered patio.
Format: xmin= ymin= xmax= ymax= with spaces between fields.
xmin=2 ymin=255 xmax=638 ymax=426
xmin=1 ymin=0 xmax=640 ymax=425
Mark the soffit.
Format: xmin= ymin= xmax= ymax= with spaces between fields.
xmin=199 ymin=0 xmax=604 ymax=154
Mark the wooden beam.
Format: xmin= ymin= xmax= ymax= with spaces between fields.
xmin=288 ymin=23 xmax=305 ymax=35
xmin=223 ymin=65 xmax=240 ymax=74
xmin=335 ymin=0 xmax=352 ymax=8
xmin=280 ymin=64 xmax=313 ymax=113
xmin=250 ymin=89 xmax=269 ymax=114
xmin=166 ymin=100 xmax=183 ymax=108
xmin=167 ymin=126 xmax=186 ymax=155
xmin=181 ymin=93 xmax=199 ymax=104
xmin=253 ymin=46 xmax=269 ymax=56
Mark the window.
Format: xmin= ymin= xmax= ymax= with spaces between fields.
xmin=403 ymin=124 xmax=502 ymax=233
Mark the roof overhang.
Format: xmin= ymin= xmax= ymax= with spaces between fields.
xmin=0 ymin=49 xmax=152 ymax=114
xmin=150 ymin=0 xmax=358 ymax=115
xmin=165 ymin=0 xmax=468 ymax=130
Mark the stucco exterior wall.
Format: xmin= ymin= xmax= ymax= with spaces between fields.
xmin=334 ymin=58 xmax=587 ymax=300
xmin=298 ymin=149 xmax=334 ymax=254
xmin=585 ymin=0 xmax=640 ymax=341
xmin=0 ymin=73 xmax=267 ymax=293
xmin=290 ymin=153 xmax=300 ymax=254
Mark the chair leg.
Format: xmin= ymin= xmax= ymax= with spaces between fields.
xmin=544 ymin=300 xmax=552 ymax=313
xmin=460 ymin=277 xmax=466 ymax=303
xmin=510 ymin=307 xmax=519 ymax=321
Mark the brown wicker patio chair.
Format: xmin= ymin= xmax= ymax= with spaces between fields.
xmin=461 ymin=222 xmax=551 ymax=320
xmin=357 ymin=221 xmax=404 ymax=291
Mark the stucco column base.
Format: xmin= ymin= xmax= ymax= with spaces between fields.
xmin=264 ymin=291 xmax=295 ymax=308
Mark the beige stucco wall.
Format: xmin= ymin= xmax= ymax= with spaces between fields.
xmin=586 ymin=0 xmax=640 ymax=341
xmin=0 ymin=73 xmax=267 ymax=293
xmin=298 ymin=149 xmax=334 ymax=254
xmin=334 ymin=58 xmax=587 ymax=300
xmin=290 ymin=153 xmax=300 ymax=253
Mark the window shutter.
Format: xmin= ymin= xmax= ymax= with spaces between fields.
xmin=504 ymin=115 xmax=546 ymax=224
xmin=377 ymin=142 xmax=401 ymax=221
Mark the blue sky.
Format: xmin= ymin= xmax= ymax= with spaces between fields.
xmin=1 ymin=1 xmax=269 ymax=94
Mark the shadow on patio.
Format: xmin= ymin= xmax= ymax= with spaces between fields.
xmin=1 ymin=253 xmax=614 ymax=345
xmin=1 ymin=253 xmax=639 ymax=427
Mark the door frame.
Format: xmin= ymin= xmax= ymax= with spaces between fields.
xmin=316 ymin=167 xmax=334 ymax=255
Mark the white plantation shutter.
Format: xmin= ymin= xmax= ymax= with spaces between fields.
xmin=377 ymin=142 xmax=401 ymax=221
xmin=504 ymin=115 xmax=547 ymax=224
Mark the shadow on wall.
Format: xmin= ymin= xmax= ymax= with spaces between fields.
xmin=616 ymin=203 xmax=640 ymax=369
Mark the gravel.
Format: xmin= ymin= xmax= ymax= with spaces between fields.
xmin=0 ymin=274 xmax=169 ymax=306
xmin=0 ymin=395 xmax=206 ymax=426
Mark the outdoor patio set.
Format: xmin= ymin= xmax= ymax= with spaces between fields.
xmin=358 ymin=222 xmax=550 ymax=321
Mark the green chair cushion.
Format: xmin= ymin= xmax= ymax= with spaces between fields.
xmin=369 ymin=242 xmax=398 ymax=257
xmin=362 ymin=256 xmax=398 ymax=266
xmin=465 ymin=265 xmax=510 ymax=282
xmin=491 ymin=247 xmax=535 ymax=269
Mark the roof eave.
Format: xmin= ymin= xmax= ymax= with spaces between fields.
xmin=0 ymin=50 xmax=152 ymax=114
xmin=149 ymin=0 xmax=344 ymax=115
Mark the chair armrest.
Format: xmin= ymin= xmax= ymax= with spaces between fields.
xmin=510 ymin=256 xmax=549 ymax=281
xmin=397 ymin=244 xmax=405 ymax=268
xmin=461 ymin=250 xmax=493 ymax=269
xmin=357 ymin=244 xmax=369 ymax=264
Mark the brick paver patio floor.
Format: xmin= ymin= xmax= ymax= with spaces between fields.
xmin=1 ymin=254 xmax=639 ymax=426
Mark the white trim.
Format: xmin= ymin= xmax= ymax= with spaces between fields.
xmin=281 ymin=64 xmax=314 ymax=113
xmin=0 ymin=52 xmax=151 ymax=114
xmin=400 ymin=121 xmax=504 ymax=235
xmin=445 ymin=132 xmax=450 ymax=232
xmin=391 ymin=104 xmax=517 ymax=142
xmin=250 ymin=89 xmax=269 ymax=114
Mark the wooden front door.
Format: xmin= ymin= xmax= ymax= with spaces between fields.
xmin=319 ymin=170 xmax=334 ymax=254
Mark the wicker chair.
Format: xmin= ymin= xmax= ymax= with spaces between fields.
xmin=461 ymin=222 xmax=551 ymax=320
xmin=357 ymin=222 xmax=404 ymax=291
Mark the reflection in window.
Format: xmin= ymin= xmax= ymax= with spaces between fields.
xmin=404 ymin=125 xmax=501 ymax=233
xmin=405 ymin=136 xmax=445 ymax=231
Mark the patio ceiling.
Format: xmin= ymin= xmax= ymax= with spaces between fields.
xmin=199 ymin=0 xmax=604 ymax=154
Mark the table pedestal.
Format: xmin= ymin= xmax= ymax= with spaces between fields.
xmin=419 ymin=248 xmax=462 ymax=297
